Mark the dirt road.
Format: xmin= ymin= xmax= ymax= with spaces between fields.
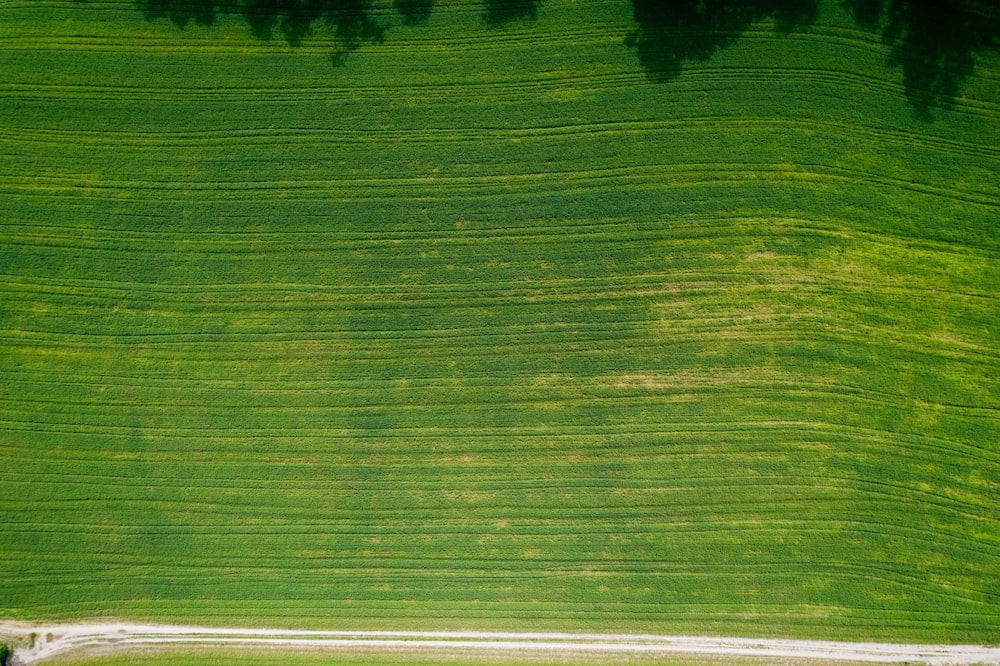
xmin=1 ymin=622 xmax=998 ymax=665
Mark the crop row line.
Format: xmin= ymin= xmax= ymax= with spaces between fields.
xmin=2 ymin=270 xmax=995 ymax=302
xmin=2 ymin=65 xmax=997 ymax=116
xmin=6 ymin=117 xmax=998 ymax=161
xmin=2 ymin=320 xmax=996 ymax=365
xmin=3 ymin=161 xmax=997 ymax=206
xmin=1 ymin=555 xmax=994 ymax=606
xmin=4 ymin=477 xmax=994 ymax=527
xmin=2 ymin=418 xmax=992 ymax=458
xmin=6 ymin=382 xmax=998 ymax=417
xmin=7 ymin=370 xmax=995 ymax=414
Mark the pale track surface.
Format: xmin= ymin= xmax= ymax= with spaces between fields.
xmin=1 ymin=623 xmax=999 ymax=665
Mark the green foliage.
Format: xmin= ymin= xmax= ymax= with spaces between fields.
xmin=0 ymin=643 xmax=9 ymax=666
xmin=0 ymin=0 xmax=998 ymax=646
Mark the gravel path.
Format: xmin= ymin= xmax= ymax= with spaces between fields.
xmin=2 ymin=622 xmax=998 ymax=665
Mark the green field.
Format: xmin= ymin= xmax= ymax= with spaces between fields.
xmin=1 ymin=0 xmax=999 ymax=647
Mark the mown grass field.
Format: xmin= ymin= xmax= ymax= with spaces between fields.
xmin=42 ymin=646 xmax=872 ymax=666
xmin=1 ymin=0 xmax=999 ymax=647
xmin=44 ymin=647 xmax=865 ymax=666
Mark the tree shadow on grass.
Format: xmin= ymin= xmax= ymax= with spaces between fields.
xmin=625 ymin=0 xmax=819 ymax=83
xmin=841 ymin=0 xmax=883 ymax=28
xmin=136 ymin=0 xmax=387 ymax=61
xmin=483 ymin=0 xmax=540 ymax=27
xmin=394 ymin=0 xmax=434 ymax=25
xmin=137 ymin=0 xmax=217 ymax=28
xmin=843 ymin=0 xmax=1000 ymax=118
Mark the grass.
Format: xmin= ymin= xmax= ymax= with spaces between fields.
xmin=1 ymin=0 xmax=999 ymax=647
xmin=42 ymin=646 xmax=872 ymax=666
